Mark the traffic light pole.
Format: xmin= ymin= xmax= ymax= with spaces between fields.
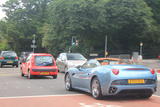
xmin=31 ymin=34 xmax=36 ymax=53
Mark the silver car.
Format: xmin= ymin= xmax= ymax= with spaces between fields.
xmin=56 ymin=53 xmax=87 ymax=72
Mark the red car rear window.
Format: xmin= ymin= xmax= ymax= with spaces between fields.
xmin=35 ymin=56 xmax=54 ymax=66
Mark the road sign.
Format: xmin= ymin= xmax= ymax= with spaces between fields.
xmin=89 ymin=53 xmax=98 ymax=57
xmin=31 ymin=45 xmax=37 ymax=48
xmin=32 ymin=40 xmax=36 ymax=43
xmin=105 ymin=51 xmax=108 ymax=56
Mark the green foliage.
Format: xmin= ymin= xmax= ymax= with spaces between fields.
xmin=0 ymin=0 xmax=160 ymax=58
xmin=42 ymin=0 xmax=158 ymax=57
xmin=0 ymin=0 xmax=52 ymax=53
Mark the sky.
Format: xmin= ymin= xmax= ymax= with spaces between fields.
xmin=0 ymin=0 xmax=8 ymax=19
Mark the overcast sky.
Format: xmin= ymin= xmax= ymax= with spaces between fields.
xmin=0 ymin=0 xmax=8 ymax=19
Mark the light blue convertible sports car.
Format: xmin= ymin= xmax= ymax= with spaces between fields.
xmin=64 ymin=59 xmax=157 ymax=99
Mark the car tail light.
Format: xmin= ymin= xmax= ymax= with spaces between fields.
xmin=15 ymin=57 xmax=19 ymax=59
xmin=112 ymin=69 xmax=119 ymax=75
xmin=150 ymin=69 xmax=155 ymax=74
xmin=0 ymin=57 xmax=4 ymax=60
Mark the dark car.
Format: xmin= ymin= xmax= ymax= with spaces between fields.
xmin=0 ymin=51 xmax=19 ymax=67
xmin=19 ymin=52 xmax=32 ymax=64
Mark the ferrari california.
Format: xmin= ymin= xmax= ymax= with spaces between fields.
xmin=64 ymin=59 xmax=157 ymax=99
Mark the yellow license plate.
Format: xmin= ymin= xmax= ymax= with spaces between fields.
xmin=7 ymin=61 xmax=13 ymax=63
xmin=40 ymin=72 xmax=49 ymax=75
xmin=128 ymin=79 xmax=144 ymax=84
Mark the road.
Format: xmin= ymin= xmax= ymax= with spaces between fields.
xmin=0 ymin=66 xmax=160 ymax=107
xmin=0 ymin=66 xmax=77 ymax=97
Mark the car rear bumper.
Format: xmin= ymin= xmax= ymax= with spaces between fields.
xmin=102 ymin=84 xmax=157 ymax=96
xmin=0 ymin=60 xmax=18 ymax=65
xmin=30 ymin=68 xmax=58 ymax=76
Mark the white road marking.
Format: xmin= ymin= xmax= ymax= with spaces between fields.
xmin=153 ymin=95 xmax=160 ymax=97
xmin=0 ymin=94 xmax=83 ymax=99
xmin=79 ymin=103 xmax=121 ymax=107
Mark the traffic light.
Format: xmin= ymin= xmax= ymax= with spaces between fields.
xmin=71 ymin=37 xmax=79 ymax=46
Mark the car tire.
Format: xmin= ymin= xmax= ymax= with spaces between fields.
xmin=139 ymin=93 xmax=152 ymax=99
xmin=28 ymin=70 xmax=33 ymax=79
xmin=21 ymin=72 xmax=24 ymax=77
xmin=0 ymin=63 xmax=3 ymax=68
xmin=91 ymin=77 xmax=103 ymax=99
xmin=65 ymin=73 xmax=72 ymax=91
xmin=53 ymin=75 xmax=57 ymax=79
xmin=20 ymin=68 xmax=24 ymax=77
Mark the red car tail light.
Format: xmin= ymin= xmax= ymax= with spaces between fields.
xmin=112 ymin=69 xmax=119 ymax=75
xmin=0 ymin=57 xmax=4 ymax=60
xmin=150 ymin=69 xmax=155 ymax=74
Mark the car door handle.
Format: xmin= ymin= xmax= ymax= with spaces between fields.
xmin=72 ymin=73 xmax=75 ymax=76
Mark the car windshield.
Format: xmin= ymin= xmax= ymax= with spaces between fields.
xmin=35 ymin=56 xmax=54 ymax=66
xmin=98 ymin=60 xmax=109 ymax=63
xmin=2 ymin=52 xmax=17 ymax=57
xmin=67 ymin=53 xmax=86 ymax=60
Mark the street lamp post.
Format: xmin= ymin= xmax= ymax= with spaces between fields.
xmin=140 ymin=42 xmax=143 ymax=56
xmin=104 ymin=35 xmax=108 ymax=58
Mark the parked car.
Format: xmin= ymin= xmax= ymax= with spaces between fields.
xmin=20 ymin=53 xmax=58 ymax=79
xmin=0 ymin=51 xmax=19 ymax=67
xmin=64 ymin=59 xmax=157 ymax=99
xmin=19 ymin=52 xmax=32 ymax=64
xmin=56 ymin=53 xmax=87 ymax=72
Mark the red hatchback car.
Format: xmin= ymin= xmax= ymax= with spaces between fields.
xmin=20 ymin=53 xmax=58 ymax=79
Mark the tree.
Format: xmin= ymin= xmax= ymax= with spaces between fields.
xmin=1 ymin=0 xmax=52 ymax=53
xmin=43 ymin=0 xmax=157 ymax=57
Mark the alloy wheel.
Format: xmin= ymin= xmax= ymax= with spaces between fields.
xmin=65 ymin=74 xmax=72 ymax=91
xmin=91 ymin=77 xmax=102 ymax=99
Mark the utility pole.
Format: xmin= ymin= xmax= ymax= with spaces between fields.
xmin=104 ymin=35 xmax=108 ymax=58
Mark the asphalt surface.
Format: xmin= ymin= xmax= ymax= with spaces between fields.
xmin=1 ymin=65 xmax=160 ymax=107
xmin=0 ymin=66 xmax=77 ymax=97
xmin=0 ymin=65 xmax=160 ymax=97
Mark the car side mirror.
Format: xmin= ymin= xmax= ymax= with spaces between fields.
xmin=61 ymin=58 xmax=66 ymax=61
xmin=76 ymin=65 xmax=82 ymax=69
xmin=77 ymin=65 xmax=82 ymax=70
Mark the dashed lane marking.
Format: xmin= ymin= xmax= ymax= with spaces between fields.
xmin=0 ymin=73 xmax=19 ymax=76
